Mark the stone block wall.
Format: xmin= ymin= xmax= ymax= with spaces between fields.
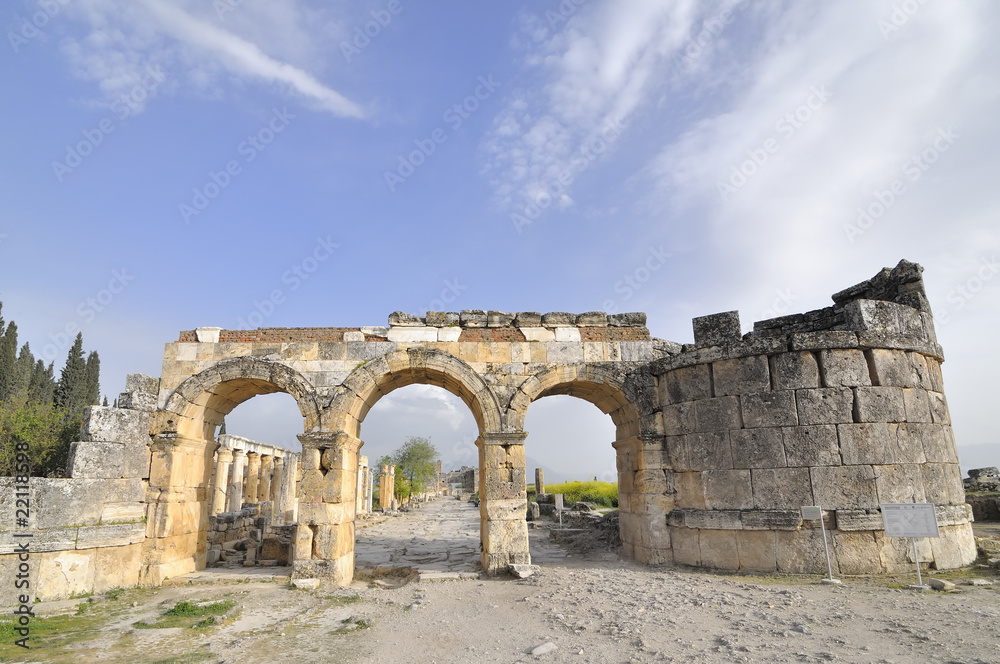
xmin=0 ymin=384 xmax=154 ymax=601
xmin=649 ymin=261 xmax=975 ymax=574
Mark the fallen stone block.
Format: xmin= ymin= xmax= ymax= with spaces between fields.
xmin=508 ymin=564 xmax=541 ymax=579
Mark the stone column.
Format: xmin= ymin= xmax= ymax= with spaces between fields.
xmin=279 ymin=454 xmax=298 ymax=523
xmin=212 ymin=447 xmax=233 ymax=515
xmin=479 ymin=432 xmax=530 ymax=574
xmin=363 ymin=469 xmax=373 ymax=513
xmin=227 ymin=449 xmax=246 ymax=512
xmin=614 ymin=435 xmax=672 ymax=565
xmin=270 ymin=457 xmax=284 ymax=504
xmin=379 ymin=464 xmax=395 ymax=509
xmin=294 ymin=432 xmax=363 ymax=585
xmin=259 ymin=454 xmax=274 ymax=502
xmin=535 ymin=467 xmax=545 ymax=495
xmin=245 ymin=452 xmax=261 ymax=504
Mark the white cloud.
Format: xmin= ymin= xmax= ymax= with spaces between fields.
xmin=58 ymin=0 xmax=363 ymax=117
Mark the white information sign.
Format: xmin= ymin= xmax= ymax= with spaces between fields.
xmin=880 ymin=503 xmax=940 ymax=538
xmin=801 ymin=505 xmax=823 ymax=520
xmin=554 ymin=494 xmax=564 ymax=511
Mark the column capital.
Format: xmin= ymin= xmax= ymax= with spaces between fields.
xmin=216 ymin=446 xmax=234 ymax=462
xmin=231 ymin=448 xmax=246 ymax=460
xmin=481 ymin=432 xmax=527 ymax=446
xmin=297 ymin=431 xmax=363 ymax=452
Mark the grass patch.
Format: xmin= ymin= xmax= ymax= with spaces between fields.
xmin=544 ymin=480 xmax=618 ymax=508
xmin=333 ymin=617 xmax=372 ymax=634
xmin=133 ymin=599 xmax=237 ymax=630
xmin=325 ymin=594 xmax=362 ymax=605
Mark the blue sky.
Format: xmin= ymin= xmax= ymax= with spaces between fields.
xmin=1 ymin=0 xmax=997 ymax=477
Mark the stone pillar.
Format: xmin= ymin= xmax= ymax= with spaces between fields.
xmin=614 ymin=435 xmax=672 ymax=565
xmin=356 ymin=455 xmax=369 ymax=515
xmin=379 ymin=464 xmax=395 ymax=509
xmin=139 ymin=433 xmax=216 ymax=585
xmin=364 ymin=469 xmax=373 ymax=513
xmin=259 ymin=454 xmax=274 ymax=502
xmin=245 ymin=452 xmax=261 ymax=504
xmin=227 ymin=449 xmax=246 ymax=512
xmin=479 ymin=432 xmax=530 ymax=574
xmin=535 ymin=467 xmax=545 ymax=495
xmin=270 ymin=457 xmax=284 ymax=504
xmin=212 ymin=447 xmax=233 ymax=515
xmin=279 ymin=454 xmax=298 ymax=524
xmin=294 ymin=432 xmax=363 ymax=585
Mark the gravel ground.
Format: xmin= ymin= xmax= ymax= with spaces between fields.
xmin=12 ymin=499 xmax=1000 ymax=664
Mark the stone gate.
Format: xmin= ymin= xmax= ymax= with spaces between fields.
xmin=0 ymin=260 xmax=977 ymax=598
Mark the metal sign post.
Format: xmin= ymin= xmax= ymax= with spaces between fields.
xmin=801 ymin=506 xmax=840 ymax=585
xmin=880 ymin=503 xmax=940 ymax=591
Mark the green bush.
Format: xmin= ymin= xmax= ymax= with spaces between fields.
xmin=544 ymin=480 xmax=618 ymax=508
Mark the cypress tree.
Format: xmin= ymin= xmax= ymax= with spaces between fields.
xmin=11 ymin=342 xmax=34 ymax=403
xmin=0 ymin=320 xmax=18 ymax=404
xmin=54 ymin=333 xmax=88 ymax=416
xmin=84 ymin=351 xmax=100 ymax=407
xmin=102 ymin=395 xmax=109 ymax=407
xmin=28 ymin=361 xmax=56 ymax=405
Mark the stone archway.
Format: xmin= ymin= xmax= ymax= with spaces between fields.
xmin=509 ymin=364 xmax=671 ymax=564
xmin=141 ymin=357 xmax=319 ymax=585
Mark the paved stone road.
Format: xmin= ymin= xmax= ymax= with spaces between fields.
xmin=354 ymin=497 xmax=572 ymax=574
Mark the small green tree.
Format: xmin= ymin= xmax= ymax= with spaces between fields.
xmin=54 ymin=333 xmax=88 ymax=417
xmin=391 ymin=436 xmax=438 ymax=501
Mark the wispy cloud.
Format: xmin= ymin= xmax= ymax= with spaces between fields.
xmin=59 ymin=0 xmax=363 ymax=117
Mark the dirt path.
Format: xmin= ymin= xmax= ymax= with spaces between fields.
xmin=8 ymin=499 xmax=1000 ymax=664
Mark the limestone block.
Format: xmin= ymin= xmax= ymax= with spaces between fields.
xmin=873 ymin=464 xmax=926 ymax=503
xmin=782 ymin=425 xmax=840 ymax=467
xmin=771 ymin=352 xmax=820 ymax=390
xmin=322 ymin=471 xmax=345 ymax=503
xmin=581 ymin=342 xmax=603 ymax=362
xmin=105 ymin=478 xmax=146 ymax=503
xmin=608 ymin=312 xmax=646 ymax=327
xmin=930 ymin=523 xmax=977 ymax=569
xmin=865 ymin=349 xmax=919 ymax=387
xmin=854 ymin=387 xmax=906 ymax=423
xmin=900 ymin=388 xmax=932 ymax=422
xmin=299 ymin=470 xmax=325 ymax=502
xmin=101 ymin=502 xmax=145 ymax=524
xmin=36 ymin=550 xmax=96 ymax=601
xmin=545 ymin=342 xmax=584 ymax=363
xmin=819 ymin=349 xmax=871 ymax=387
xmin=577 ymin=312 xmax=608 ymax=326
xmin=37 ymin=479 xmax=105 ymax=529
xmin=731 ymin=428 xmax=785 ymax=469
xmin=126 ymin=373 xmax=160 ymax=395
xmin=775 ymin=530 xmax=833 ymax=574
xmin=123 ymin=442 xmax=152 ymax=479
xmin=904 ymin=423 xmax=958 ymax=463
xmin=685 ymin=509 xmax=742 ymax=530
xmin=425 ymin=311 xmax=459 ymax=326
xmin=663 ymin=436 xmax=686 ymax=470
xmin=832 ymin=531 xmax=883 ymax=574
xmin=810 ymin=465 xmax=878 ymax=509
xmin=789 ymin=330 xmax=858 ymax=350
xmin=750 ymin=467 xmax=813 ymax=509
xmin=877 ymin=531 xmax=932 ymax=573
xmin=736 ymin=530 xmax=777 ymax=572
xmin=387 ymin=326 xmax=437 ymax=342
xmin=662 ymin=402 xmax=697 ymax=437
xmin=699 ymin=529 xmax=739 ymax=569
xmin=692 ymin=311 xmax=741 ymax=346
xmin=82 ymin=406 xmax=151 ymax=446
xmin=541 ymin=312 xmax=575 ymax=327
xmin=741 ymin=391 xmax=797 ymax=428
xmin=514 ymin=312 xmax=541 ymax=327
xmin=1 ymin=528 xmax=78 ymax=554
xmin=77 ymin=523 xmax=146 ymax=549
xmin=838 ymin=423 xmax=896 ymax=465
xmin=936 ymin=504 xmax=972 ymax=527
xmin=388 ymin=311 xmax=424 ymax=326
xmin=741 ymin=510 xmax=802 ymax=530
xmin=685 ymin=432 xmax=733 ymax=471
xmin=620 ymin=342 xmax=659 ymax=362
xmin=436 ymin=327 xmax=461 ymax=342
xmin=712 ymin=356 xmax=769 ymax=396
xmin=922 ymin=463 xmax=965 ymax=504
xmin=928 ymin=391 xmax=950 ymax=424
xmin=117 ymin=391 xmax=157 ymax=412
xmin=68 ymin=441 xmax=125 ymax=479
xmin=673 ymin=472 xmax=706 ymax=509
xmin=633 ymin=469 xmax=668 ymax=494
xmin=835 ymin=509 xmax=884 ymax=531
xmin=703 ymin=470 xmax=752 ymax=509
xmin=553 ymin=327 xmax=581 ymax=342
xmin=669 ymin=526 xmax=700 ymax=566
xmin=520 ymin=327 xmax=555 ymax=343
xmin=345 ymin=341 xmax=395 ymax=362
xmin=486 ymin=310 xmax=514 ymax=327
xmin=660 ymin=364 xmax=711 ymax=404
xmin=694 ymin=396 xmax=742 ymax=432
xmin=926 ymin=358 xmax=945 ymax=392
xmin=795 ymin=388 xmax=853 ymax=425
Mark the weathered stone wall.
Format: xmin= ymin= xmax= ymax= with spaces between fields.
xmin=650 ymin=261 xmax=975 ymax=574
xmin=0 ymin=378 xmax=155 ymax=601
